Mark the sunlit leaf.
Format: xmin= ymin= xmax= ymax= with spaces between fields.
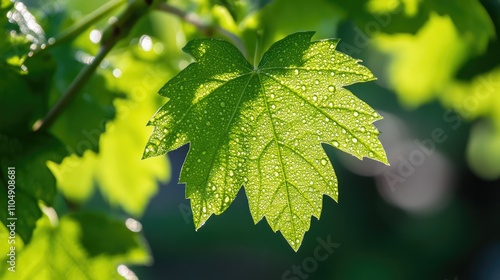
xmin=373 ymin=13 xmax=470 ymax=107
xmin=467 ymin=121 xmax=500 ymax=180
xmin=442 ymin=67 xmax=500 ymax=180
xmin=144 ymin=31 xmax=387 ymax=250
xmin=0 ymin=212 xmax=150 ymax=279
xmin=48 ymin=29 xmax=174 ymax=216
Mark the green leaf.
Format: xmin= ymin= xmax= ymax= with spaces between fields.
xmin=47 ymin=33 xmax=173 ymax=216
xmin=373 ymin=13 xmax=470 ymax=107
xmin=49 ymin=47 xmax=117 ymax=156
xmin=362 ymin=0 xmax=494 ymax=108
xmin=0 ymin=68 xmax=40 ymax=135
xmin=47 ymin=96 xmax=171 ymax=216
xmin=0 ymin=133 xmax=67 ymax=243
xmin=144 ymin=31 xmax=387 ymax=250
xmin=334 ymin=0 xmax=494 ymax=44
xmin=0 ymin=211 xmax=150 ymax=279
xmin=467 ymin=121 xmax=500 ymax=180
xmin=441 ymin=66 xmax=500 ymax=180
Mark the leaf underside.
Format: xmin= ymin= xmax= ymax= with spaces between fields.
xmin=144 ymin=31 xmax=387 ymax=251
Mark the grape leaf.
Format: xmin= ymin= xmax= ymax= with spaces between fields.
xmin=47 ymin=25 xmax=175 ymax=215
xmin=364 ymin=0 xmax=494 ymax=107
xmin=0 ymin=212 xmax=150 ymax=279
xmin=0 ymin=132 xmax=67 ymax=243
xmin=441 ymin=67 xmax=500 ymax=180
xmin=144 ymin=31 xmax=387 ymax=250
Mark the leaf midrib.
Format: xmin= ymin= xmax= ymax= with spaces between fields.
xmin=256 ymin=73 xmax=299 ymax=240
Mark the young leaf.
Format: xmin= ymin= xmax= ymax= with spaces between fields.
xmin=144 ymin=31 xmax=387 ymax=250
xmin=0 ymin=212 xmax=150 ymax=279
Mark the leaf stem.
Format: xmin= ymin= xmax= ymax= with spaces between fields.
xmin=253 ymin=30 xmax=263 ymax=69
xmin=156 ymin=2 xmax=248 ymax=59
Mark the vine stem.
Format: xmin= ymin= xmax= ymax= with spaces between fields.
xmin=32 ymin=38 xmax=117 ymax=132
xmin=33 ymin=1 xmax=246 ymax=132
xmin=33 ymin=0 xmax=150 ymax=132
xmin=156 ymin=2 xmax=248 ymax=59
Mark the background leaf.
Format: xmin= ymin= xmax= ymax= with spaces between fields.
xmin=0 ymin=133 xmax=67 ymax=243
xmin=0 ymin=211 xmax=150 ymax=279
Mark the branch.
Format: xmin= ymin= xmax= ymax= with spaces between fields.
xmin=33 ymin=0 xmax=152 ymax=132
xmin=32 ymin=39 xmax=116 ymax=132
xmin=156 ymin=2 xmax=248 ymax=59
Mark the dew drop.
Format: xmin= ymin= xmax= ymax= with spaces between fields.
xmin=352 ymin=138 xmax=358 ymax=143
xmin=314 ymin=79 xmax=319 ymax=85
xmin=147 ymin=145 xmax=156 ymax=153
xmin=206 ymin=121 xmax=211 ymax=126
xmin=294 ymin=69 xmax=299 ymax=75
xmin=301 ymin=85 xmax=306 ymax=90
xmin=353 ymin=112 xmax=359 ymax=117
xmin=202 ymin=207 xmax=207 ymax=213
xmin=328 ymin=85 xmax=335 ymax=92
xmin=333 ymin=141 xmax=339 ymax=147
xmin=312 ymin=95 xmax=318 ymax=101
xmin=320 ymin=159 xmax=328 ymax=166
xmin=220 ymin=102 xmax=226 ymax=107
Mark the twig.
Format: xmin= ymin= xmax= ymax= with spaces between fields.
xmin=34 ymin=0 xmax=126 ymax=55
xmin=32 ymin=39 xmax=117 ymax=132
xmin=33 ymin=0 xmax=150 ymax=132
xmin=156 ymin=2 xmax=248 ymax=59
